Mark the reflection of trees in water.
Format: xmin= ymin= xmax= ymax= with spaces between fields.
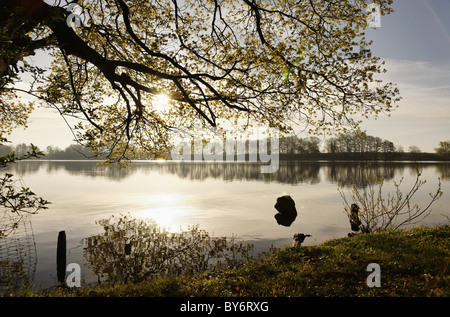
xmin=83 ymin=214 xmax=254 ymax=285
xmin=5 ymin=160 xmax=134 ymax=181
xmin=325 ymin=162 xmax=404 ymax=188
xmin=436 ymin=164 xmax=450 ymax=180
xmin=3 ymin=160 xmax=41 ymax=176
xmin=161 ymin=161 xmax=321 ymax=185
xmin=0 ymin=211 xmax=37 ymax=293
xmin=6 ymin=161 xmax=450 ymax=186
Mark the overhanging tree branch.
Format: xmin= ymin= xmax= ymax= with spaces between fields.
xmin=1 ymin=0 xmax=400 ymax=165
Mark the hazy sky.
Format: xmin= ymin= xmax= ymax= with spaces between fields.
xmin=8 ymin=0 xmax=450 ymax=153
xmin=361 ymin=0 xmax=450 ymax=152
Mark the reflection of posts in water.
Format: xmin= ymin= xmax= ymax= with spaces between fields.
xmin=274 ymin=195 xmax=297 ymax=227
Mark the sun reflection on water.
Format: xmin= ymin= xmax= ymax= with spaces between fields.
xmin=133 ymin=193 xmax=191 ymax=232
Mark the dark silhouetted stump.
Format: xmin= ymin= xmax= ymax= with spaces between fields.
xmin=57 ymin=231 xmax=66 ymax=285
xmin=349 ymin=203 xmax=362 ymax=232
xmin=293 ymin=233 xmax=311 ymax=246
xmin=274 ymin=195 xmax=297 ymax=227
xmin=125 ymin=243 xmax=132 ymax=255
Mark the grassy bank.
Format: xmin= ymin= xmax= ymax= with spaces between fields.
xmin=11 ymin=225 xmax=450 ymax=297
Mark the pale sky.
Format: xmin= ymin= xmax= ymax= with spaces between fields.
xmin=8 ymin=0 xmax=450 ymax=153
xmin=360 ymin=0 xmax=450 ymax=152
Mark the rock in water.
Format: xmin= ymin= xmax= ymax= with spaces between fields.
xmin=274 ymin=195 xmax=297 ymax=227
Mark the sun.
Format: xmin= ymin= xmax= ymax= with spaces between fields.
xmin=153 ymin=93 xmax=171 ymax=112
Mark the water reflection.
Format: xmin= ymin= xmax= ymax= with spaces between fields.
xmin=83 ymin=214 xmax=254 ymax=285
xmin=4 ymin=160 xmax=134 ymax=181
xmin=326 ymin=163 xmax=398 ymax=187
xmin=6 ymin=160 xmax=450 ymax=187
xmin=436 ymin=164 xmax=450 ymax=180
xmin=2 ymin=160 xmax=449 ymax=290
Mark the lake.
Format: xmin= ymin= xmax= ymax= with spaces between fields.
xmin=1 ymin=160 xmax=450 ymax=290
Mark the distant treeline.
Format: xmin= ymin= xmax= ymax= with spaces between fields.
xmin=0 ymin=143 xmax=96 ymax=160
xmin=278 ymin=152 xmax=448 ymax=162
xmin=1 ymin=132 xmax=449 ymax=161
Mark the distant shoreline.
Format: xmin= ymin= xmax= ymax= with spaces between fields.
xmin=20 ymin=151 xmax=450 ymax=163
xmin=276 ymin=152 xmax=450 ymax=162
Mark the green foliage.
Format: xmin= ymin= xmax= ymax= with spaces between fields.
xmin=0 ymin=141 xmax=50 ymax=237
xmin=0 ymin=141 xmax=43 ymax=168
xmin=2 ymin=0 xmax=401 ymax=166
xmin=0 ymin=258 xmax=35 ymax=295
xmin=1 ymin=0 xmax=52 ymax=231
xmin=0 ymin=172 xmax=50 ymax=214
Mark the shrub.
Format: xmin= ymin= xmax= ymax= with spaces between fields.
xmin=338 ymin=166 xmax=443 ymax=233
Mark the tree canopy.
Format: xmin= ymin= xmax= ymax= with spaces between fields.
xmin=1 ymin=0 xmax=400 ymax=165
xmin=435 ymin=141 xmax=450 ymax=158
xmin=325 ymin=131 xmax=396 ymax=154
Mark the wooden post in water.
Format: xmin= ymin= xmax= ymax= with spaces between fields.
xmin=57 ymin=231 xmax=66 ymax=285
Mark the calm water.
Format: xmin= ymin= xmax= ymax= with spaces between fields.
xmin=2 ymin=160 xmax=450 ymax=290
